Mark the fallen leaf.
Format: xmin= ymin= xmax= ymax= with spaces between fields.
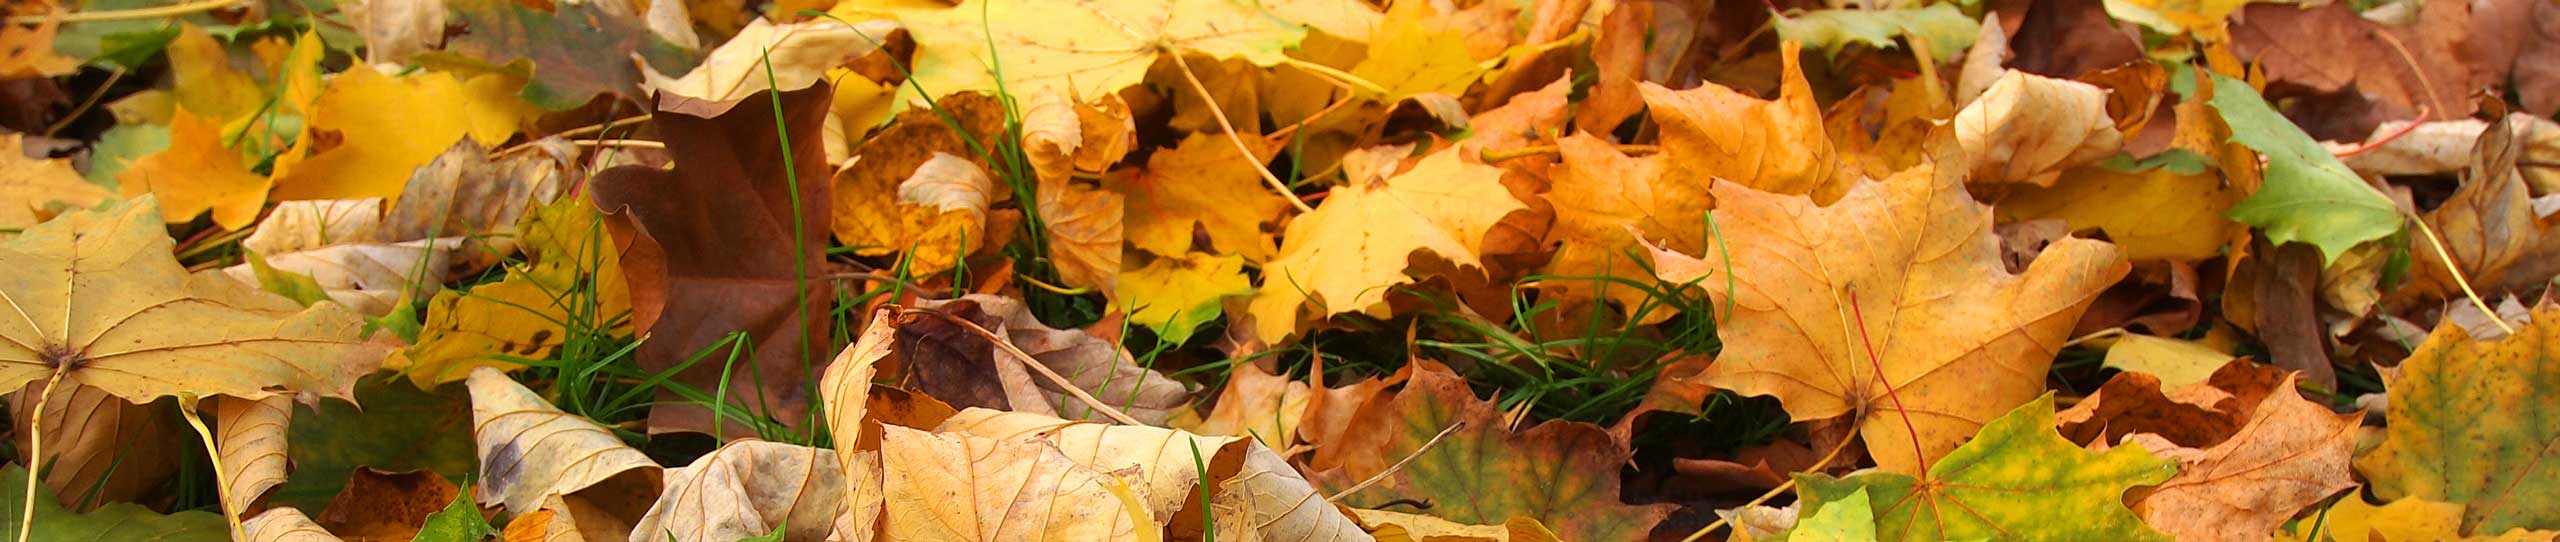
xmin=643 ymin=17 xmax=897 ymax=102
xmin=0 ymin=133 xmax=111 ymax=241
xmin=0 ymin=465 xmax=227 ymax=541
xmin=628 ymin=440 xmax=866 ymax=542
xmin=414 ymin=485 xmax=497 ymax=542
xmin=0 ymin=197 xmax=385 ymax=403
xmin=2102 ymin=0 xmax=2269 ymax=35
xmin=2097 ymin=333 xmax=2238 ymax=391
xmin=269 ymin=65 xmax=539 ymax=204
xmin=2289 ymin=496 xmax=2560 ymax=542
xmin=591 ymin=87 xmax=836 ymax=436
xmin=852 ymin=0 xmax=1312 ymax=101
xmin=118 ymin=109 xmax=271 ymax=230
xmin=877 ymin=423 xmax=1143 ymax=542
xmin=163 ymin=24 xmax=264 ymax=125
xmin=1775 ymin=4 xmax=1977 ymax=63
xmin=2229 ymin=0 xmax=2486 ymax=140
xmin=439 ymin=0 xmax=700 ymax=110
xmin=218 ymin=395 xmax=292 ymax=514
xmin=1955 ymin=70 xmax=2125 ymax=186
xmin=832 ymin=93 xmax=1009 ymax=276
xmin=1995 ymin=162 xmax=2241 ymax=261
xmin=245 ymin=508 xmax=343 ymax=542
xmin=2402 ymin=111 xmax=2541 ymax=304
xmin=5 ymin=382 xmax=179 ymax=510
xmin=348 ymin=0 xmax=443 ymax=63
xmin=2121 ymin=373 xmax=2360 ymax=542
xmin=1346 ymin=0 xmax=1482 ymax=101
xmin=1639 ymin=42 xmax=1844 ymax=203
xmin=2210 ymin=72 xmax=2403 ymax=265
xmin=2357 ymin=302 xmax=2560 ymax=533
xmin=376 ymin=138 xmax=570 ymax=266
xmin=1185 ymin=362 xmax=1310 ymax=450
xmin=315 ymin=469 xmax=461 ymax=541
xmin=1787 ymin=488 xmax=1874 ymax=542
xmin=1541 ymin=133 xmax=1699 ymax=310
xmin=388 ymin=196 xmax=630 ymax=385
xmin=815 ymin=308 xmax=887 ymax=541
xmin=937 ymin=408 xmax=1372 ymax=542
xmin=909 ymin=295 xmax=1189 ymax=424
xmin=466 ymin=367 xmax=661 ymax=519
xmin=1686 ymin=151 xmax=2130 ymax=474
xmin=1794 ymin=394 xmax=2178 ymax=542
xmin=271 ymin=375 xmax=477 ymax=511
xmin=0 ymin=16 xmax=78 ymax=78
xmin=1117 ymin=252 xmax=1251 ymax=345
xmin=1314 ymin=361 xmax=1673 ymax=542
xmin=1348 ymin=508 xmax=1559 ymax=542
xmin=1108 ymin=132 xmax=1289 ymax=262
xmin=1249 ymin=147 xmax=1524 ymax=342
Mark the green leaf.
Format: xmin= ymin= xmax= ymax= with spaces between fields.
xmin=412 ymin=484 xmax=497 ymax=542
xmin=1790 ymin=488 xmax=1878 ymax=542
xmin=2356 ymin=304 xmax=2560 ymax=534
xmin=83 ymin=123 xmax=170 ymax=190
xmin=271 ymin=373 xmax=479 ymax=511
xmin=1773 ymin=4 xmax=1978 ymax=63
xmin=247 ymin=250 xmax=332 ymax=307
xmin=440 ymin=0 xmax=700 ymax=110
xmin=93 ymin=24 xmax=181 ymax=70
xmin=2210 ymin=73 xmax=2402 ymax=265
xmin=1794 ymin=394 xmax=2179 ymax=542
xmin=0 ymin=465 xmax=226 ymax=542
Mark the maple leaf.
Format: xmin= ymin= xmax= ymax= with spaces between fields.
xmin=1541 ymin=133 xmax=1701 ymax=310
xmin=117 ymin=110 xmax=270 ymax=231
xmin=0 ymin=197 xmax=384 ymax=404
xmin=0 ymin=134 xmax=110 ymax=240
xmin=1108 ymin=132 xmax=1290 ymax=262
xmin=2209 ymin=73 xmax=2402 ymax=265
xmin=1345 ymin=0 xmax=1482 ymax=101
xmin=1776 ymin=4 xmax=1978 ymax=63
xmin=1681 ymin=153 xmax=2129 ymax=474
xmin=1247 ymin=147 xmax=1524 ymax=342
xmin=2055 ymin=362 xmax=2358 ymax=542
xmin=878 ymin=424 xmax=1144 ymax=542
xmin=844 ymin=0 xmax=1323 ymax=101
xmin=2357 ymin=302 xmax=2560 ymax=533
xmin=1312 ymin=361 xmax=1673 ymax=542
xmin=591 ymin=86 xmax=837 ymax=436
xmin=1795 ymin=394 xmax=2179 ymax=542
xmin=2288 ymin=497 xmax=2560 ymax=542
xmin=832 ymin=93 xmax=1011 ymax=276
xmin=1639 ymin=42 xmax=1846 ymax=203
xmin=1995 ymin=163 xmax=2242 ymax=261
xmin=268 ymin=65 xmax=540 ymax=204
xmin=939 ymin=408 xmax=1373 ymax=542
xmin=1116 ymin=252 xmax=1251 ymax=345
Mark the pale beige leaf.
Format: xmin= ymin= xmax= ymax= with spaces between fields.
xmin=878 ymin=424 xmax=1141 ymax=542
xmin=644 ymin=18 xmax=900 ymax=101
xmin=0 ymin=134 xmax=113 ymax=242
xmin=0 ymin=197 xmax=386 ymax=404
xmin=938 ymin=408 xmax=1371 ymax=542
xmin=1955 ymin=71 xmax=2125 ymax=186
xmin=1186 ymin=362 xmax=1309 ymax=450
xmin=218 ymin=395 xmax=292 ymax=514
xmin=349 ymin=0 xmax=444 ymax=62
xmin=245 ymin=508 xmax=346 ymax=542
xmin=223 ymin=238 xmax=460 ymax=315
xmin=629 ymin=440 xmax=871 ymax=542
xmin=467 ymin=366 xmax=662 ymax=515
xmin=818 ymin=310 xmax=890 ymax=540
xmin=901 ymin=152 xmax=996 ymax=219
xmin=1209 ymin=438 xmax=1374 ymax=542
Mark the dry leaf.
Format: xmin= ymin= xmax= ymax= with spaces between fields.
xmin=1109 ymin=133 xmax=1289 ymax=262
xmin=315 ymin=468 xmax=461 ymax=541
xmin=909 ymin=295 xmax=1188 ymax=424
xmin=877 ymin=424 xmax=1143 ymax=542
xmin=118 ymin=109 xmax=271 ymax=230
xmin=1185 ymin=362 xmax=1310 ymax=450
xmin=218 ymin=395 xmax=293 ymax=515
xmin=245 ymin=508 xmax=345 ymax=542
xmin=628 ymin=440 xmax=867 ymax=542
xmin=1685 ymin=152 xmax=2130 ymax=474
xmin=937 ymin=408 xmax=1371 ymax=542
xmin=0 ymin=134 xmax=111 ymax=241
xmin=5 ymin=383 xmax=179 ymax=510
xmin=467 ymin=367 xmax=661 ymax=519
xmin=643 ymin=17 xmax=899 ymax=101
xmin=1954 ymin=70 xmax=2124 ymax=187
xmin=2121 ymin=373 xmax=2360 ymax=542
xmin=1248 ymin=148 xmax=1524 ymax=342
xmin=1639 ymin=42 xmax=1845 ymax=203
xmin=270 ymin=65 xmax=538 ymax=204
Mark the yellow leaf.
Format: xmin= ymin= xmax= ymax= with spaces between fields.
xmin=1248 ymin=148 xmax=1524 ymax=342
xmin=1954 ymin=71 xmax=2125 ymax=187
xmin=2097 ymin=333 xmax=2238 ymax=391
xmin=1346 ymin=0 xmax=1482 ymax=101
xmin=167 ymin=24 xmax=266 ymax=125
xmin=1639 ymin=42 xmax=1846 ymax=203
xmin=2104 ymin=0 xmax=2272 ymax=36
xmin=0 ymin=16 xmax=77 ymax=78
xmin=389 ymin=197 xmax=629 ymax=385
xmin=118 ymin=110 xmax=272 ymax=230
xmin=270 ymin=65 xmax=538 ymax=203
xmin=0 ymin=197 xmax=385 ymax=403
xmin=1997 ymin=164 xmax=2241 ymax=261
xmin=1108 ymin=133 xmax=1288 ymax=261
xmin=0 ymin=134 xmax=112 ymax=240
xmin=2291 ymin=497 xmax=2560 ymax=542
xmin=849 ymin=0 xmax=1311 ymax=101
xmin=1116 ymin=252 xmax=1250 ymax=345
xmin=878 ymin=424 xmax=1143 ymax=541
xmin=1545 ymin=133 xmax=1699 ymax=311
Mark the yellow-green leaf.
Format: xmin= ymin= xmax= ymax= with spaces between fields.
xmin=1796 ymin=394 xmax=2179 ymax=542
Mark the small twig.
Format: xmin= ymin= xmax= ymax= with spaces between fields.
xmin=1168 ymin=54 xmax=1314 ymax=214
xmin=1277 ymin=57 xmax=1388 ymax=96
xmin=570 ymin=139 xmax=666 ymax=150
xmin=903 ymin=308 xmax=1149 ymax=425
xmin=44 ymin=67 xmax=125 ymax=137
xmin=1327 ymin=421 xmax=1466 ymax=502
xmin=502 ymin=114 xmax=656 ymax=156
xmin=2373 ymin=31 xmax=2447 ymax=118
xmin=2409 ymin=213 xmax=2518 ymax=336
xmin=1480 ymin=144 xmax=1660 ymax=163
xmin=2332 ymin=106 xmax=2431 ymax=159
xmin=6 ymin=0 xmax=243 ymax=24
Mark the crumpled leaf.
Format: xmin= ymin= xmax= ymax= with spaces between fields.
xmin=628 ymin=440 xmax=867 ymax=542
xmin=347 ymin=0 xmax=443 ymax=63
xmin=1795 ymin=394 xmax=2179 ymax=542
xmin=2210 ymin=73 xmax=2402 ymax=265
xmin=848 ymin=0 xmax=1311 ymax=101
xmin=1955 ymin=71 xmax=2125 ymax=187
xmin=0 ymin=465 xmax=227 ymax=542
xmin=1116 ymin=252 xmax=1251 ymax=345
xmin=1109 ymin=132 xmax=1289 ymax=262
xmin=2401 ymin=111 xmax=2542 ymax=303
xmin=1639 ymin=42 xmax=1844 ymax=204
xmin=1775 ymin=4 xmax=1976 ymax=63
xmin=1679 ymin=152 xmax=2129 ymax=474
xmin=877 ymin=423 xmax=1143 ymax=542
xmin=815 ymin=308 xmax=888 ymax=541
xmin=217 ymin=395 xmax=293 ymax=515
xmin=832 ymin=93 xmax=1009 ymax=276
xmin=269 ymin=65 xmax=539 ymax=204
xmin=466 ymin=367 xmax=661 ymax=523
xmin=0 ymin=197 xmax=385 ymax=403
xmin=439 ymin=0 xmax=700 ymax=109
xmin=2111 ymin=372 xmax=2360 ymax=542
xmin=591 ymin=87 xmax=835 ymax=436
xmin=907 ymin=295 xmax=1189 ymax=424
xmin=1313 ymin=361 xmax=1672 ymax=542
xmin=643 ymin=17 xmax=898 ymax=102
xmin=0 ymin=133 xmax=111 ymax=240
xmin=2357 ymin=302 xmax=2560 ymax=534
xmin=2328 ymin=113 xmax=2560 ymax=194
xmin=118 ymin=109 xmax=270 ymax=230
xmin=218 ymin=199 xmax=459 ymax=317
xmin=1248 ymin=147 xmax=1523 ymax=342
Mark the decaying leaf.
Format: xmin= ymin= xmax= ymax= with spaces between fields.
xmin=1681 ymin=150 xmax=2129 ymax=474
xmin=591 ymin=86 xmax=836 ymax=436
xmin=1795 ymin=394 xmax=2178 ymax=542
xmin=467 ymin=367 xmax=660 ymax=519
xmin=628 ymin=440 xmax=866 ymax=542
xmin=1955 ymin=71 xmax=2124 ymax=187
xmin=907 ymin=295 xmax=1188 ymax=424
xmin=2358 ymin=302 xmax=2560 ymax=533
xmin=438 ymin=0 xmax=700 ymax=110
xmin=877 ymin=423 xmax=1144 ymax=542
xmin=1248 ymin=147 xmax=1524 ymax=342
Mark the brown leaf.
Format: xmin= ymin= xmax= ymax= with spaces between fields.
xmin=5 ymin=383 xmax=180 ymax=510
xmin=590 ymin=86 xmax=836 ymax=437
xmin=831 ymin=93 xmax=1010 ymax=276
xmin=2230 ymin=0 xmax=2490 ymax=140
xmin=2518 ymin=0 xmax=2560 ymax=115
xmin=1682 ymin=150 xmax=2130 ymax=474
xmin=316 ymin=469 xmax=460 ymax=542
xmin=905 ymin=295 xmax=1188 ymax=424
xmin=2122 ymin=373 xmax=2359 ymax=542
xmin=2055 ymin=360 xmax=2288 ymax=450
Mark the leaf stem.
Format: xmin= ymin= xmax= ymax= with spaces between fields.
xmin=14 ymin=368 xmax=64 ymax=542
xmin=2409 ymin=213 xmax=2518 ymax=336
xmin=175 ymin=396 xmax=248 ymax=542
xmin=1168 ymin=53 xmax=1314 ymax=214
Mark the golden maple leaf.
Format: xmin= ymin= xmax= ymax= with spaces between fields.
xmin=1247 ymin=147 xmax=1524 ymax=342
xmin=1672 ymin=152 xmax=2129 ymax=474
